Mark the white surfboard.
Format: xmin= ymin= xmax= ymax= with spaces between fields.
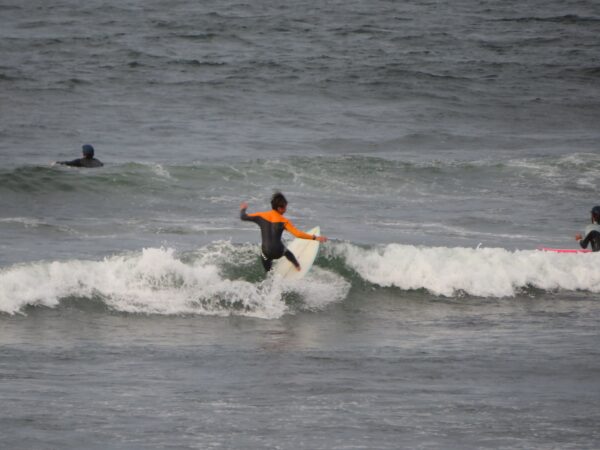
xmin=273 ymin=226 xmax=320 ymax=280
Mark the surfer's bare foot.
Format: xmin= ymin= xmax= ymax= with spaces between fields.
xmin=295 ymin=264 xmax=301 ymax=271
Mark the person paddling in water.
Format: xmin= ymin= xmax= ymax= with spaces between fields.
xmin=575 ymin=205 xmax=600 ymax=252
xmin=240 ymin=192 xmax=328 ymax=272
xmin=55 ymin=144 xmax=103 ymax=168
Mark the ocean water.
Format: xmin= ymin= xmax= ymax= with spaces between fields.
xmin=1 ymin=0 xmax=600 ymax=448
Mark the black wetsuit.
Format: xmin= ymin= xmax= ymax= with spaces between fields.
xmin=579 ymin=227 xmax=600 ymax=252
xmin=57 ymin=157 xmax=103 ymax=168
xmin=241 ymin=207 xmax=314 ymax=271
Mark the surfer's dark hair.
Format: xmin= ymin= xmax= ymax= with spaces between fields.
xmin=271 ymin=192 xmax=288 ymax=210
xmin=592 ymin=206 xmax=600 ymax=224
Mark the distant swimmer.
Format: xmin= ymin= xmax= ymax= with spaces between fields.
xmin=240 ymin=192 xmax=328 ymax=272
xmin=575 ymin=206 xmax=600 ymax=252
xmin=55 ymin=144 xmax=103 ymax=168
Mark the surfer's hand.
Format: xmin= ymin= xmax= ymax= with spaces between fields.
xmin=240 ymin=201 xmax=248 ymax=210
xmin=575 ymin=233 xmax=582 ymax=241
xmin=316 ymin=236 xmax=328 ymax=243
xmin=295 ymin=264 xmax=301 ymax=271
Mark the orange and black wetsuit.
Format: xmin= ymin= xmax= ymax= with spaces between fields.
xmin=241 ymin=207 xmax=315 ymax=271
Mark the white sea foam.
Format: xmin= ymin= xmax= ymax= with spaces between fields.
xmin=0 ymin=217 xmax=44 ymax=227
xmin=0 ymin=217 xmax=79 ymax=235
xmin=505 ymin=153 xmax=600 ymax=189
xmin=333 ymin=242 xmax=600 ymax=297
xmin=150 ymin=163 xmax=172 ymax=178
xmin=4 ymin=241 xmax=597 ymax=315
xmin=272 ymin=267 xmax=350 ymax=310
xmin=0 ymin=245 xmax=349 ymax=317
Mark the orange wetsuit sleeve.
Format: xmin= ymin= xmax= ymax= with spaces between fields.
xmin=284 ymin=219 xmax=314 ymax=240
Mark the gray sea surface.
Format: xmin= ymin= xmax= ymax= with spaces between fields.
xmin=1 ymin=0 xmax=600 ymax=448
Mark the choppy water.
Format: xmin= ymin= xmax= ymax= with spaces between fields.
xmin=1 ymin=0 xmax=600 ymax=448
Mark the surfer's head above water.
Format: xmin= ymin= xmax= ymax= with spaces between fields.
xmin=54 ymin=144 xmax=103 ymax=168
xmin=591 ymin=206 xmax=600 ymax=224
xmin=82 ymin=144 xmax=95 ymax=158
xmin=271 ymin=192 xmax=288 ymax=213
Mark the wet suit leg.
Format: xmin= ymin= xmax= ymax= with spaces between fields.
xmin=283 ymin=249 xmax=300 ymax=269
xmin=260 ymin=249 xmax=299 ymax=272
xmin=261 ymin=252 xmax=273 ymax=272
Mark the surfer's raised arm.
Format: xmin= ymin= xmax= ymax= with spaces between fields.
xmin=240 ymin=201 xmax=252 ymax=221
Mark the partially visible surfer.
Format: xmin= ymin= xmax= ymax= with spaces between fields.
xmin=240 ymin=192 xmax=328 ymax=272
xmin=55 ymin=144 xmax=103 ymax=168
xmin=575 ymin=206 xmax=600 ymax=252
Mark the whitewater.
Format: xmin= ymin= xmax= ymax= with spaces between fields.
xmin=2 ymin=243 xmax=599 ymax=316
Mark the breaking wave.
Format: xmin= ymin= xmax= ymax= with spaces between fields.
xmin=1 ymin=240 xmax=599 ymax=316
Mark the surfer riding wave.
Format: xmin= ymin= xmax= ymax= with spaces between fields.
xmin=240 ymin=192 xmax=327 ymax=272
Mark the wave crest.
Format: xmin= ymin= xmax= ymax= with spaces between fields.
xmin=331 ymin=242 xmax=600 ymax=297
xmin=0 ymin=245 xmax=349 ymax=317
